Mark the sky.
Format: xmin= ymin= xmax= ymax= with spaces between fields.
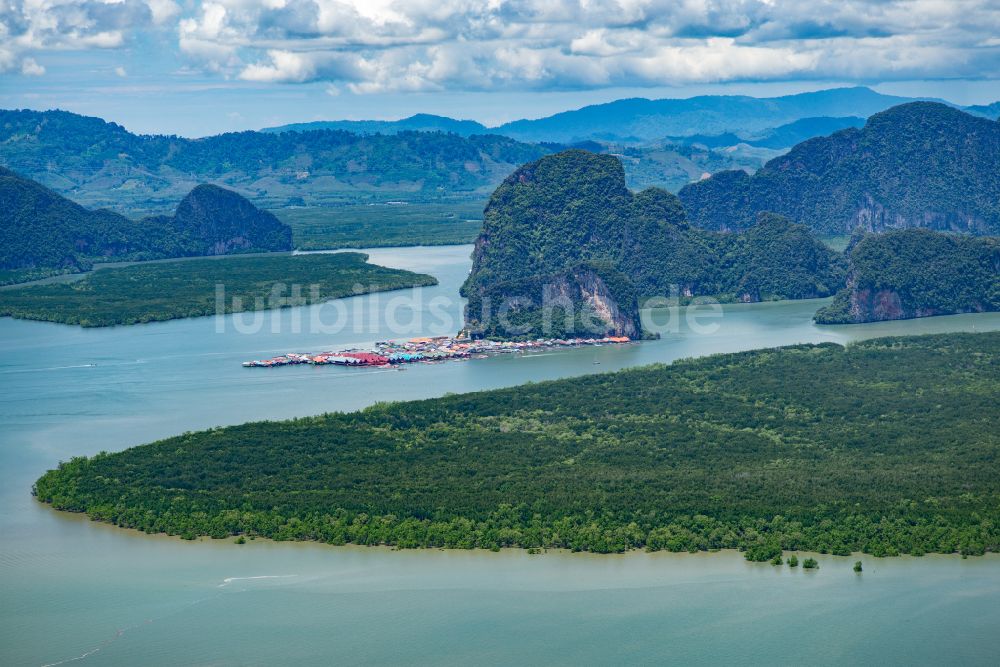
xmin=1 ymin=0 xmax=999 ymax=137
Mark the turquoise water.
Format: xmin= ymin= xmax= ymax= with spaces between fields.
xmin=1 ymin=245 xmax=999 ymax=665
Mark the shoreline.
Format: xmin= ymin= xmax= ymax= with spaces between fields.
xmin=37 ymin=501 xmax=1000 ymax=571
xmin=41 ymin=501 xmax=1000 ymax=563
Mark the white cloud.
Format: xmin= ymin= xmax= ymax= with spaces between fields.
xmin=146 ymin=0 xmax=180 ymax=24
xmin=0 ymin=0 xmax=156 ymax=75
xmin=168 ymin=0 xmax=1000 ymax=90
xmin=21 ymin=57 xmax=45 ymax=76
xmin=239 ymin=49 xmax=316 ymax=82
xmin=115 ymin=65 xmax=128 ymax=77
xmin=2 ymin=0 xmax=1000 ymax=88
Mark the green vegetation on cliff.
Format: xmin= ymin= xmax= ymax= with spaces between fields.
xmin=0 ymin=252 xmax=435 ymax=327
xmin=160 ymin=184 xmax=292 ymax=255
xmin=462 ymin=151 xmax=844 ymax=338
xmin=35 ymin=332 xmax=1000 ymax=556
xmin=679 ymin=103 xmax=1000 ymax=235
xmin=716 ymin=212 xmax=847 ymax=302
xmin=1 ymin=166 xmax=150 ymax=277
xmin=815 ymin=229 xmax=1000 ymax=324
xmin=0 ymin=168 xmax=292 ymax=281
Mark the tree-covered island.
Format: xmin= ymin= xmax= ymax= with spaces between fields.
xmin=35 ymin=332 xmax=1000 ymax=557
xmin=0 ymin=252 xmax=437 ymax=327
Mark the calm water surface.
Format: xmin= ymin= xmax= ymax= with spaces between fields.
xmin=1 ymin=245 xmax=999 ymax=666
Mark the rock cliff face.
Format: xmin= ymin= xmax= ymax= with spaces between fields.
xmin=679 ymin=103 xmax=1000 ymax=235
xmin=464 ymin=264 xmax=640 ymax=339
xmin=848 ymin=287 xmax=906 ymax=322
xmin=462 ymin=150 xmax=844 ymax=339
xmin=462 ymin=151 xmax=653 ymax=338
xmin=574 ymin=269 xmax=638 ymax=337
xmin=815 ymin=229 xmax=1000 ymax=324
xmin=850 ymin=195 xmax=987 ymax=235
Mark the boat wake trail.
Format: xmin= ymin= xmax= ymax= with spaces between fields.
xmin=0 ymin=363 xmax=98 ymax=375
xmin=218 ymin=574 xmax=299 ymax=588
xmin=39 ymin=606 xmax=198 ymax=667
xmin=36 ymin=575 xmax=298 ymax=666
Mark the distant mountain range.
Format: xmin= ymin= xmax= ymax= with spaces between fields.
xmin=3 ymin=88 xmax=998 ymax=238
xmin=669 ymin=116 xmax=868 ymax=150
xmin=494 ymin=87 xmax=919 ymax=143
xmin=261 ymin=113 xmax=488 ymax=137
xmin=0 ymin=108 xmax=776 ymax=212
xmin=0 ymin=168 xmax=290 ymax=283
xmin=0 ymin=109 xmax=550 ymax=211
xmin=965 ymin=101 xmax=1000 ymax=119
xmin=265 ymin=87 xmax=998 ymax=144
xmin=678 ymin=102 xmax=1000 ymax=235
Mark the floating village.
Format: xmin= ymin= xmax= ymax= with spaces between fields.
xmin=242 ymin=335 xmax=632 ymax=368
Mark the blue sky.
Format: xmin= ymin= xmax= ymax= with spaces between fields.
xmin=2 ymin=1 xmax=999 ymax=136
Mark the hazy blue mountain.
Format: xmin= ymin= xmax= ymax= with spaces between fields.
xmin=261 ymin=113 xmax=488 ymax=136
xmin=4 ymin=90 xmax=989 ymax=219
xmin=0 ymin=107 xmax=776 ymax=213
xmin=679 ymin=102 xmax=1000 ymax=235
xmin=741 ymin=116 xmax=867 ymax=149
xmin=664 ymin=117 xmax=866 ymax=150
xmin=965 ymin=101 xmax=1000 ymax=119
xmin=260 ymin=88 xmax=919 ymax=146
xmin=493 ymin=87 xmax=916 ymax=142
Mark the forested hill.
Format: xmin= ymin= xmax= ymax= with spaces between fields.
xmin=35 ymin=332 xmax=1000 ymax=557
xmin=0 ymin=169 xmax=291 ymax=283
xmin=815 ymin=229 xmax=1000 ymax=324
xmin=152 ymin=184 xmax=291 ymax=256
xmin=461 ymin=151 xmax=844 ymax=339
xmin=0 ymin=166 xmax=136 ymax=281
xmin=0 ymin=109 xmax=551 ymax=211
xmin=678 ymin=103 xmax=1000 ymax=235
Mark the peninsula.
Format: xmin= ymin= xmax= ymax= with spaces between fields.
xmin=35 ymin=332 xmax=1000 ymax=558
